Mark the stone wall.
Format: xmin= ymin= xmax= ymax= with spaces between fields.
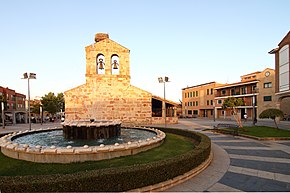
xmin=65 ymin=81 xmax=153 ymax=125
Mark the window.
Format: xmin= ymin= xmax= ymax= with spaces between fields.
xmin=188 ymin=110 xmax=192 ymax=115
xmin=207 ymin=89 xmax=209 ymax=95
xmin=264 ymin=96 xmax=272 ymax=101
xmin=210 ymin=88 xmax=213 ymax=95
xmin=193 ymin=91 xmax=195 ymax=97
xmin=230 ymin=89 xmax=235 ymax=95
xmin=252 ymin=85 xmax=257 ymax=93
xmin=210 ymin=100 xmax=213 ymax=105
xmin=241 ymin=87 xmax=247 ymax=94
xmin=196 ymin=101 xmax=198 ymax=106
xmin=218 ymin=100 xmax=222 ymax=104
xmin=279 ymin=45 xmax=289 ymax=92
xmin=207 ymin=100 xmax=209 ymax=105
xmin=193 ymin=110 xmax=198 ymax=115
xmin=192 ymin=101 xmax=195 ymax=106
xmin=264 ymin=82 xmax=272 ymax=88
xmin=184 ymin=93 xmax=187 ymax=98
xmin=222 ymin=90 xmax=226 ymax=95
xmin=196 ymin=91 xmax=198 ymax=97
xmin=190 ymin=92 xmax=192 ymax=98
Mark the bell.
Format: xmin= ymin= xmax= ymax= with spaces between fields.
xmin=98 ymin=59 xmax=104 ymax=70
xmin=99 ymin=63 xmax=104 ymax=70
xmin=112 ymin=60 xmax=118 ymax=69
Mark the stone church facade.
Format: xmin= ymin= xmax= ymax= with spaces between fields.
xmin=64 ymin=33 xmax=178 ymax=125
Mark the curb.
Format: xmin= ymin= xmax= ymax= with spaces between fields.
xmin=207 ymin=129 xmax=290 ymax=141
xmin=238 ymin=134 xmax=290 ymax=141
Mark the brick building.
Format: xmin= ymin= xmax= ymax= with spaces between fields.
xmin=269 ymin=31 xmax=290 ymax=119
xmin=182 ymin=82 xmax=223 ymax=118
xmin=0 ymin=86 xmax=26 ymax=124
xmin=182 ymin=68 xmax=277 ymax=120
xmin=214 ymin=68 xmax=276 ymax=120
xmin=64 ymin=33 xmax=178 ymax=125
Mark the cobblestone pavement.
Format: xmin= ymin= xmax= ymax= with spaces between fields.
xmin=164 ymin=119 xmax=290 ymax=192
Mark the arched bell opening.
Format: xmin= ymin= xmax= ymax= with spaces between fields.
xmin=111 ymin=54 xmax=120 ymax=75
xmin=96 ymin=54 xmax=105 ymax=74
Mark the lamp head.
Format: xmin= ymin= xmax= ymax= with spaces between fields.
xmin=23 ymin=73 xmax=28 ymax=79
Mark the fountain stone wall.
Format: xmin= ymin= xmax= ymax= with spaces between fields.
xmin=62 ymin=120 xmax=121 ymax=140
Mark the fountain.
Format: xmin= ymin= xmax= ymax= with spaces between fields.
xmin=0 ymin=121 xmax=166 ymax=163
xmin=62 ymin=120 xmax=121 ymax=139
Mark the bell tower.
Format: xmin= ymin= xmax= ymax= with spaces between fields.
xmin=85 ymin=33 xmax=131 ymax=85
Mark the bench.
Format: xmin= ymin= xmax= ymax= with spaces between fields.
xmin=213 ymin=123 xmax=239 ymax=136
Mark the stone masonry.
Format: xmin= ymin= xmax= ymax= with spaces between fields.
xmin=64 ymin=33 xmax=153 ymax=125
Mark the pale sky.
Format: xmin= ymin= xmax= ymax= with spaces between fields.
xmin=0 ymin=0 xmax=289 ymax=102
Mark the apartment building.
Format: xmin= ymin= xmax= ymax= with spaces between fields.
xmin=214 ymin=68 xmax=276 ymax=120
xmin=0 ymin=86 xmax=26 ymax=124
xmin=182 ymin=82 xmax=223 ymax=118
xmin=269 ymin=31 xmax=290 ymax=119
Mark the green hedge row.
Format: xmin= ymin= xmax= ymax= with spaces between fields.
xmin=0 ymin=128 xmax=211 ymax=192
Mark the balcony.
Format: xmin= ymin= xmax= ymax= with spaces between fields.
xmin=215 ymin=91 xmax=257 ymax=98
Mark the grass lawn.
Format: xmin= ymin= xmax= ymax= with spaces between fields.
xmin=0 ymin=133 xmax=195 ymax=176
xmin=238 ymin=126 xmax=290 ymax=138
xmin=221 ymin=126 xmax=290 ymax=138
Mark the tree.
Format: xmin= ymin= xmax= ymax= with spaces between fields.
xmin=41 ymin=92 xmax=65 ymax=116
xmin=222 ymin=97 xmax=244 ymax=128
xmin=259 ymin=108 xmax=284 ymax=129
xmin=31 ymin=103 xmax=41 ymax=114
xmin=56 ymin=93 xmax=65 ymax=112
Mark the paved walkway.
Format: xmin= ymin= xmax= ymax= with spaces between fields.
xmin=1 ymin=119 xmax=290 ymax=191
xmin=0 ymin=122 xmax=62 ymax=135
xmin=163 ymin=119 xmax=290 ymax=192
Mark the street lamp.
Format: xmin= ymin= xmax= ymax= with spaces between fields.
xmin=40 ymin=104 xmax=43 ymax=125
xmin=213 ymin=100 xmax=216 ymax=122
xmin=158 ymin=76 xmax=169 ymax=128
xmin=1 ymin=101 xmax=4 ymax=129
xmin=252 ymin=87 xmax=259 ymax=126
xmin=22 ymin=73 xmax=36 ymax=130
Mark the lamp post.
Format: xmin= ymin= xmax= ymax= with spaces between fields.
xmin=158 ymin=76 xmax=169 ymax=128
xmin=40 ymin=104 xmax=43 ymax=125
xmin=252 ymin=87 xmax=258 ymax=126
xmin=22 ymin=73 xmax=36 ymax=130
xmin=1 ymin=101 xmax=4 ymax=129
xmin=213 ymin=100 xmax=216 ymax=122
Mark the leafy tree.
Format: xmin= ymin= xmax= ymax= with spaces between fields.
xmin=41 ymin=92 xmax=65 ymax=116
xmin=222 ymin=97 xmax=244 ymax=128
xmin=259 ymin=108 xmax=284 ymax=129
xmin=56 ymin=93 xmax=65 ymax=112
xmin=31 ymin=103 xmax=41 ymax=114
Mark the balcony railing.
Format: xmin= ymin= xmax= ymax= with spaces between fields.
xmin=215 ymin=91 xmax=257 ymax=98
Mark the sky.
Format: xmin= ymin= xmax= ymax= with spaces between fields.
xmin=0 ymin=0 xmax=289 ymax=103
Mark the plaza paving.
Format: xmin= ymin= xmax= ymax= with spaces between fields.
xmin=163 ymin=119 xmax=290 ymax=192
xmin=1 ymin=119 xmax=290 ymax=191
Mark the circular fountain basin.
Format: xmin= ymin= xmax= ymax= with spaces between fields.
xmin=0 ymin=127 xmax=166 ymax=163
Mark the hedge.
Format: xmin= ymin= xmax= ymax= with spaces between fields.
xmin=0 ymin=127 xmax=211 ymax=192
